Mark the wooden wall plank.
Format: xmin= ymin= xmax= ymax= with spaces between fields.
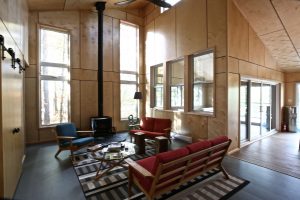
xmin=207 ymin=0 xmax=227 ymax=58
xmin=228 ymin=0 xmax=249 ymax=61
xmin=145 ymin=21 xmax=155 ymax=69
xmin=228 ymin=57 xmax=239 ymax=73
xmin=154 ymin=8 xmax=176 ymax=63
xmin=103 ymin=15 xmax=113 ymax=71
xmin=80 ymin=11 xmax=98 ymax=70
xmin=71 ymin=80 xmax=81 ymax=128
xmin=249 ymin=26 xmax=265 ymax=66
xmin=238 ymin=60 xmax=258 ymax=77
xmin=80 ymin=81 xmax=98 ymax=129
xmin=103 ymin=82 xmax=113 ymax=117
xmin=176 ymin=0 xmax=207 ymax=57
xmin=227 ymin=73 xmax=239 ymax=150
xmin=284 ymin=82 xmax=296 ymax=106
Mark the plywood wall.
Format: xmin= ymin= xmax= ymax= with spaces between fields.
xmin=0 ymin=0 xmax=28 ymax=198
xmin=144 ymin=0 xmax=228 ymax=141
xmin=25 ymin=9 xmax=144 ymax=144
xmin=284 ymin=72 xmax=300 ymax=106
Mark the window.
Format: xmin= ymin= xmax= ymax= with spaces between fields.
xmin=192 ymin=51 xmax=214 ymax=113
xmin=168 ymin=59 xmax=184 ymax=110
xmin=153 ymin=65 xmax=164 ymax=108
xmin=120 ymin=22 xmax=139 ymax=119
xmin=161 ymin=0 xmax=182 ymax=13
xmin=39 ymin=27 xmax=71 ymax=126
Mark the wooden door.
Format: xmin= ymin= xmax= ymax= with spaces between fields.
xmin=0 ymin=21 xmax=25 ymax=198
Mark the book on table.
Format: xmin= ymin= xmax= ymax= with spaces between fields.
xmin=104 ymin=152 xmax=122 ymax=160
xmin=87 ymin=144 xmax=102 ymax=152
xmin=107 ymin=142 xmax=122 ymax=152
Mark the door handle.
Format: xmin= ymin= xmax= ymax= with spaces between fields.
xmin=12 ymin=128 xmax=20 ymax=134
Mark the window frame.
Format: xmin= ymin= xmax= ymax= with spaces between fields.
xmin=119 ymin=21 xmax=140 ymax=120
xmin=190 ymin=49 xmax=215 ymax=116
xmin=167 ymin=58 xmax=185 ymax=110
xmin=37 ymin=24 xmax=71 ymax=128
xmin=151 ymin=64 xmax=164 ymax=109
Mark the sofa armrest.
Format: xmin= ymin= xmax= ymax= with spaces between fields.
xmin=126 ymin=158 xmax=154 ymax=178
xmin=163 ymin=128 xmax=171 ymax=132
xmin=77 ymin=130 xmax=95 ymax=137
xmin=56 ymin=136 xmax=76 ymax=140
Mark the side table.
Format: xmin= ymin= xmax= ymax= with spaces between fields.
xmin=155 ymin=136 xmax=168 ymax=153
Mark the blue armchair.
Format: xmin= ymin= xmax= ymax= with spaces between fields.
xmin=55 ymin=123 xmax=95 ymax=160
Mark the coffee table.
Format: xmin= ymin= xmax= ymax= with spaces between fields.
xmin=89 ymin=142 xmax=137 ymax=180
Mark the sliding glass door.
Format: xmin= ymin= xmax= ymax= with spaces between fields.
xmin=240 ymin=80 xmax=276 ymax=144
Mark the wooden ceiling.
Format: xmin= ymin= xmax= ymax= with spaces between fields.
xmin=234 ymin=0 xmax=300 ymax=72
xmin=27 ymin=0 xmax=150 ymax=11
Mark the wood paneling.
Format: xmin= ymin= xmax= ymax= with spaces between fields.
xmin=208 ymin=73 xmax=227 ymax=139
xmin=215 ymin=57 xmax=227 ymax=74
xmin=145 ymin=21 xmax=155 ymax=68
xmin=71 ymin=80 xmax=81 ymax=128
xmin=249 ymin=26 xmax=265 ymax=66
xmin=228 ymin=0 xmax=249 ymax=61
xmin=103 ymin=82 xmax=113 ymax=117
xmin=80 ymin=81 xmax=98 ymax=129
xmin=176 ymin=0 xmax=207 ymax=57
xmin=112 ymin=18 xmax=120 ymax=72
xmin=71 ymin=69 xmax=97 ymax=81
xmin=25 ymin=78 xmax=38 ymax=143
xmin=228 ymin=57 xmax=239 ymax=73
xmin=238 ymin=60 xmax=258 ymax=77
xmin=227 ymin=73 xmax=239 ymax=150
xmin=207 ymin=0 xmax=227 ymax=58
xmin=261 ymin=30 xmax=300 ymax=68
xmin=234 ymin=0 xmax=283 ymax=36
xmin=103 ymin=16 xmax=113 ymax=71
xmin=80 ymin=11 xmax=98 ymax=70
xmin=154 ymin=8 xmax=176 ymax=63
xmin=29 ymin=12 xmax=38 ymax=65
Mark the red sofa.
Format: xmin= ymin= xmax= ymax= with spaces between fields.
xmin=127 ymin=136 xmax=231 ymax=200
xmin=129 ymin=117 xmax=172 ymax=142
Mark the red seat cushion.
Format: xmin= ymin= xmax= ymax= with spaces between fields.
xmin=210 ymin=136 xmax=229 ymax=146
xmin=186 ymin=140 xmax=212 ymax=153
xmin=153 ymin=118 xmax=171 ymax=133
xmin=133 ymin=156 xmax=159 ymax=191
xmin=140 ymin=117 xmax=155 ymax=131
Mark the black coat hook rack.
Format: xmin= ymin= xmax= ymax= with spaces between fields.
xmin=0 ymin=34 xmax=26 ymax=73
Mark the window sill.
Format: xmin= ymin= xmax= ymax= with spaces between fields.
xmin=152 ymin=108 xmax=215 ymax=117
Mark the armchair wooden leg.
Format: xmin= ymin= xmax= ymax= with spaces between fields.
xmin=55 ymin=149 xmax=62 ymax=158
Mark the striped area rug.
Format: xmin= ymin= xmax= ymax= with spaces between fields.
xmin=73 ymin=150 xmax=249 ymax=200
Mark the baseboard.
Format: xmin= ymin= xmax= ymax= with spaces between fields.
xmin=172 ymin=133 xmax=192 ymax=143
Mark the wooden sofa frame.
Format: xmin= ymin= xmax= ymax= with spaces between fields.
xmin=127 ymin=139 xmax=231 ymax=200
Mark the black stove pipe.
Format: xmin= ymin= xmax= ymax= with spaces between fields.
xmin=95 ymin=1 xmax=106 ymax=117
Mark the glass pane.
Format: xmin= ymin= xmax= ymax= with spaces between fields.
xmin=120 ymin=73 xmax=137 ymax=82
xmin=155 ymin=86 xmax=163 ymax=107
xmin=193 ymin=52 xmax=213 ymax=82
xmin=261 ymin=84 xmax=272 ymax=135
xmin=120 ymin=23 xmax=138 ymax=72
xmin=41 ymin=80 xmax=70 ymax=126
xmin=155 ymin=66 xmax=163 ymax=84
xmin=250 ymin=82 xmax=261 ymax=139
xmin=171 ymin=85 xmax=184 ymax=108
xmin=170 ymin=60 xmax=184 ymax=85
xmin=41 ymin=65 xmax=69 ymax=78
xmin=121 ymin=84 xmax=138 ymax=119
xmin=193 ymin=83 xmax=213 ymax=112
xmin=40 ymin=29 xmax=70 ymax=64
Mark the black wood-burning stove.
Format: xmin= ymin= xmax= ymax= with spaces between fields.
xmin=91 ymin=2 xmax=115 ymax=138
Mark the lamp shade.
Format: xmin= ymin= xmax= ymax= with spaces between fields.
xmin=134 ymin=91 xmax=142 ymax=99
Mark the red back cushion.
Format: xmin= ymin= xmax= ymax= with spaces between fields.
xmin=140 ymin=117 xmax=155 ymax=131
xmin=186 ymin=140 xmax=212 ymax=153
xmin=210 ymin=136 xmax=229 ymax=146
xmin=157 ymin=147 xmax=189 ymax=163
xmin=153 ymin=118 xmax=172 ymax=133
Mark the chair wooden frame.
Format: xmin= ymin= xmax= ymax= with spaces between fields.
xmin=128 ymin=140 xmax=231 ymax=200
xmin=55 ymin=130 xmax=95 ymax=160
